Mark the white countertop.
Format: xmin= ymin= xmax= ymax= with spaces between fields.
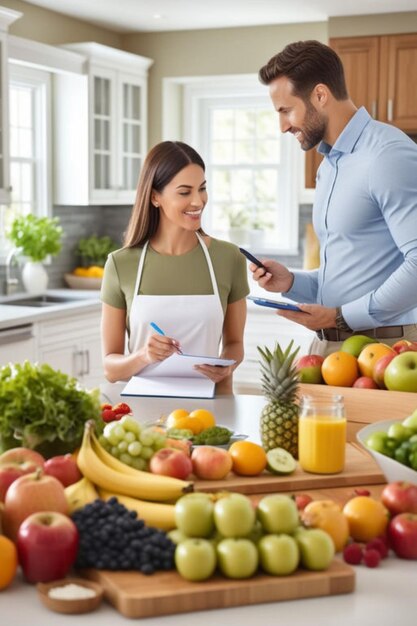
xmin=2 ymin=386 xmax=415 ymax=624
xmin=0 ymin=289 xmax=101 ymax=329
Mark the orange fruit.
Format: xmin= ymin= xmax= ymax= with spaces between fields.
xmin=342 ymin=496 xmax=389 ymax=542
xmin=165 ymin=408 xmax=190 ymax=429
xmin=189 ymin=409 xmax=216 ymax=429
xmin=229 ymin=441 xmax=267 ymax=476
xmin=357 ymin=343 xmax=395 ymax=378
xmin=0 ymin=535 xmax=18 ymax=590
xmin=321 ymin=351 xmax=359 ymax=387
xmin=301 ymin=499 xmax=350 ymax=552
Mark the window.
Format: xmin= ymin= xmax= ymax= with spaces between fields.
xmin=9 ymin=64 xmax=51 ymax=219
xmin=182 ymin=76 xmax=300 ymax=253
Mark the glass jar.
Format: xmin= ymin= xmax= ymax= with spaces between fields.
xmin=298 ymin=395 xmax=346 ymax=474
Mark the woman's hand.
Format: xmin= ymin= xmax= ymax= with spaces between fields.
xmin=194 ymin=364 xmax=234 ymax=384
xmin=143 ymin=333 xmax=182 ymax=364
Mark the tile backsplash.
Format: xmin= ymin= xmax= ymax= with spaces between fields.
xmin=1 ymin=203 xmax=313 ymax=291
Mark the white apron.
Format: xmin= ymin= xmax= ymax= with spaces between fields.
xmin=128 ymin=233 xmax=224 ymax=359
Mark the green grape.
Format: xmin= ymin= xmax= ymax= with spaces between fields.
xmin=98 ymin=435 xmax=108 ymax=447
xmin=124 ymin=431 xmax=136 ymax=444
xmin=140 ymin=446 xmax=154 ymax=460
xmin=119 ymin=453 xmax=133 ymax=466
xmin=128 ymin=441 xmax=142 ymax=457
xmin=118 ymin=440 xmax=128 ymax=453
xmin=110 ymin=446 xmax=120 ymax=458
xmin=131 ymin=457 xmax=147 ymax=471
xmin=139 ymin=429 xmax=155 ymax=446
xmin=103 ymin=422 xmax=124 ymax=446
xmin=153 ymin=436 xmax=167 ymax=450
xmin=120 ymin=415 xmax=141 ymax=434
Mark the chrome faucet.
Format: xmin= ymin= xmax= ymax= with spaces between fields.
xmin=4 ymin=248 xmax=20 ymax=295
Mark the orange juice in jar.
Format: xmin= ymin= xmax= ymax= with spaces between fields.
xmin=298 ymin=395 xmax=346 ymax=474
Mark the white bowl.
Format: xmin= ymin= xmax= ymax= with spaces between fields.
xmin=357 ymin=418 xmax=417 ymax=483
xmin=64 ymin=273 xmax=102 ymax=290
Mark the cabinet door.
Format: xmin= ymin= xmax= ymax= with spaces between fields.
xmin=379 ymin=33 xmax=417 ymax=131
xmin=0 ymin=33 xmax=11 ymax=203
xmin=39 ymin=340 xmax=83 ymax=379
xmin=80 ymin=334 xmax=104 ymax=388
xmin=117 ymin=72 xmax=146 ymax=204
xmin=330 ymin=37 xmax=380 ymax=117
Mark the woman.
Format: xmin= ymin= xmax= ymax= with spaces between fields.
xmin=101 ymin=141 xmax=249 ymax=394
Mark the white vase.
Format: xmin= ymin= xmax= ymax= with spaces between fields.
xmin=22 ymin=261 xmax=49 ymax=294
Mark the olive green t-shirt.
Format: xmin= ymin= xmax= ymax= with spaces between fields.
xmin=101 ymin=238 xmax=249 ymax=331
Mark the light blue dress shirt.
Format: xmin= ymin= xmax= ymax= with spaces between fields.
xmin=285 ymin=107 xmax=417 ymax=330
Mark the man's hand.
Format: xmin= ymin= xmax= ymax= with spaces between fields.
xmin=276 ymin=303 xmax=338 ymax=331
xmin=249 ymin=259 xmax=294 ymax=293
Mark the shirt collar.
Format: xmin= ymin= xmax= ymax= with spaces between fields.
xmin=318 ymin=106 xmax=371 ymax=156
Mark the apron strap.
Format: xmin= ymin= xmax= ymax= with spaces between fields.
xmin=133 ymin=240 xmax=149 ymax=297
xmin=195 ymin=232 xmax=220 ymax=298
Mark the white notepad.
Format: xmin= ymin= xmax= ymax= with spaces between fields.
xmin=121 ymin=353 xmax=236 ymax=399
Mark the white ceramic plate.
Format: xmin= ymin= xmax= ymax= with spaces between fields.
xmin=64 ymin=273 xmax=102 ymax=290
xmin=356 ymin=418 xmax=417 ymax=483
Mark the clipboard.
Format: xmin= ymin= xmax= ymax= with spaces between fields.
xmin=121 ymin=353 xmax=236 ymax=399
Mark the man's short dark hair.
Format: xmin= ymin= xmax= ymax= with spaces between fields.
xmin=259 ymin=40 xmax=348 ymax=101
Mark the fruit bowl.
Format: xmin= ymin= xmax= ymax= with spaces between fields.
xmin=64 ymin=273 xmax=102 ymax=290
xmin=37 ymin=577 xmax=103 ymax=614
xmin=357 ymin=419 xmax=417 ymax=483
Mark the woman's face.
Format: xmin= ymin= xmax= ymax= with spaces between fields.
xmin=152 ymin=164 xmax=207 ymax=231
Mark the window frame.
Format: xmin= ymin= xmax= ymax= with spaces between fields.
xmin=182 ymin=75 xmax=300 ymax=254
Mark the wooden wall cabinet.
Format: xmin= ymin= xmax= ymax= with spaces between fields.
xmin=305 ymin=32 xmax=417 ymax=188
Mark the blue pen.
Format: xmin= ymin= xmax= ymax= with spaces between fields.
xmin=150 ymin=322 xmax=183 ymax=354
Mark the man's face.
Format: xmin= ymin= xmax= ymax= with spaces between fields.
xmin=268 ymin=75 xmax=326 ymax=151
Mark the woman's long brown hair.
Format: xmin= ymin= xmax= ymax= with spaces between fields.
xmin=124 ymin=141 xmax=206 ymax=247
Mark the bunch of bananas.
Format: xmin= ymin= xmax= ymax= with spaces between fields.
xmin=65 ymin=421 xmax=194 ymax=531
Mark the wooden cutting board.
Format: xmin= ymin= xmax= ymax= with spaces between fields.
xmin=194 ymin=443 xmax=385 ymax=495
xmin=82 ymin=559 xmax=355 ymax=619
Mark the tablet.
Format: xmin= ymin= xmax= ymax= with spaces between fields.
xmin=247 ymin=296 xmax=301 ymax=312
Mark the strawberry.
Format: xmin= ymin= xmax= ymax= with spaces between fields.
xmin=101 ymin=403 xmax=112 ymax=411
xmin=102 ymin=408 xmax=119 ymax=423
xmin=112 ymin=402 xmax=131 ymax=416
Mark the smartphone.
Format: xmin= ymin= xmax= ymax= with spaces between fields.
xmin=247 ymin=295 xmax=302 ymax=312
xmin=239 ymin=247 xmax=267 ymax=270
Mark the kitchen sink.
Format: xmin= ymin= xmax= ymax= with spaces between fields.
xmin=1 ymin=295 xmax=83 ymax=307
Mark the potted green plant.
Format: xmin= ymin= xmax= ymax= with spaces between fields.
xmin=8 ymin=214 xmax=62 ymax=293
xmin=75 ymin=235 xmax=117 ymax=268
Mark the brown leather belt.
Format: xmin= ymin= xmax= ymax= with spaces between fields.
xmin=316 ymin=326 xmax=405 ymax=342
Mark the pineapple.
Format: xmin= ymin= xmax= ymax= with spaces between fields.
xmin=258 ymin=340 xmax=300 ymax=457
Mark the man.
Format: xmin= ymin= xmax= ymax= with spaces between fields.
xmin=251 ymin=40 xmax=417 ymax=355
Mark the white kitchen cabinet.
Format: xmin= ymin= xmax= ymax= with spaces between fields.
xmin=0 ymin=323 xmax=36 ymax=367
xmin=37 ymin=310 xmax=104 ymax=388
xmin=53 ymin=42 xmax=153 ymax=206
xmin=0 ymin=7 xmax=22 ymax=204
xmin=234 ymin=304 xmax=315 ymax=394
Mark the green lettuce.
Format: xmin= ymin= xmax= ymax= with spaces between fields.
xmin=0 ymin=361 xmax=103 ymax=457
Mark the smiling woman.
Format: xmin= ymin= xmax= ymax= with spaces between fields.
xmin=100 ymin=140 xmax=249 ymax=394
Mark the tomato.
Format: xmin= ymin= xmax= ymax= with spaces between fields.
xmin=388 ymin=513 xmax=417 ymax=559
xmin=342 ymin=496 xmax=389 ymax=542
xmin=321 ymin=351 xmax=359 ymax=387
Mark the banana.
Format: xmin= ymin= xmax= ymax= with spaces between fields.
xmin=65 ymin=477 xmax=99 ymax=514
xmin=77 ymin=421 xmax=194 ymax=502
xmin=98 ymin=488 xmax=176 ymax=531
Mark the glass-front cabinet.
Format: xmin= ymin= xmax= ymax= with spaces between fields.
xmin=53 ymin=43 xmax=153 ymax=205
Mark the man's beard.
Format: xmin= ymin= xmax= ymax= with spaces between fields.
xmin=297 ymin=102 xmax=326 ymax=151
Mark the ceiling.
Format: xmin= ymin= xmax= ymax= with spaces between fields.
xmin=23 ymin=0 xmax=417 ymax=34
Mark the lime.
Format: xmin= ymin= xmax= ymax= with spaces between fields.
xmin=266 ymin=447 xmax=297 ymax=475
xmin=365 ymin=431 xmax=388 ymax=454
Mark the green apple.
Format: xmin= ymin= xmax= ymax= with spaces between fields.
xmin=175 ymin=539 xmax=217 ymax=581
xmin=340 ymin=334 xmax=378 ymax=357
xmin=258 ymin=534 xmax=300 ymax=576
xmin=257 ymin=494 xmax=300 ymax=534
xmin=216 ymin=538 xmax=259 ymax=579
xmin=387 ymin=422 xmax=413 ymax=442
xmin=295 ymin=527 xmax=335 ymax=571
xmin=402 ymin=411 xmax=417 ymax=433
xmin=384 ymin=352 xmax=417 ymax=392
xmin=175 ymin=493 xmax=214 ymax=538
xmin=244 ymin=519 xmax=264 ymax=544
xmin=365 ymin=431 xmax=389 ymax=454
xmin=167 ymin=529 xmax=188 ymax=545
xmin=213 ymin=493 xmax=255 ymax=537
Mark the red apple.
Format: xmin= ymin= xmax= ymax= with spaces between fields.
xmin=352 ymin=376 xmax=379 ymax=389
xmin=0 ymin=447 xmax=45 ymax=502
xmin=149 ymin=448 xmax=192 ymax=480
xmin=191 ymin=445 xmax=233 ymax=480
xmin=44 ymin=453 xmax=83 ymax=487
xmin=17 ymin=511 xmax=79 ymax=583
xmin=296 ymin=355 xmax=324 ymax=384
xmin=381 ymin=481 xmax=417 ymax=516
xmin=372 ymin=353 xmax=397 ymax=389
xmin=388 ymin=513 xmax=417 ymax=559
xmin=391 ymin=339 xmax=411 ymax=354
xmin=3 ymin=469 xmax=68 ymax=541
